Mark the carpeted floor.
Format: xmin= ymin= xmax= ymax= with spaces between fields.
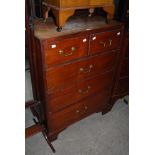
xmin=25 ymin=70 xmax=129 ymax=155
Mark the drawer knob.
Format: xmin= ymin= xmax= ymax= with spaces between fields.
xmin=117 ymin=32 xmax=121 ymax=35
xmin=99 ymin=41 xmax=106 ymax=47
xmin=59 ymin=46 xmax=76 ymax=56
xmin=78 ymin=86 xmax=91 ymax=94
xmin=79 ymin=65 xmax=93 ymax=73
xmin=71 ymin=46 xmax=76 ymax=51
xmin=92 ymin=36 xmax=96 ymax=40
xmin=51 ymin=44 xmax=56 ymax=48
xmin=83 ymin=38 xmax=87 ymax=42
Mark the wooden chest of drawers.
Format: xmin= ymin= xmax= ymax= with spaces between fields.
xmin=31 ymin=16 xmax=124 ymax=141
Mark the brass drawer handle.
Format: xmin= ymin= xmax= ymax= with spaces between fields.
xmin=117 ymin=32 xmax=121 ymax=36
xmin=109 ymin=39 xmax=112 ymax=46
xmin=76 ymin=107 xmax=88 ymax=114
xmin=78 ymin=86 xmax=91 ymax=94
xmin=59 ymin=46 xmax=76 ymax=56
xmin=99 ymin=41 xmax=106 ymax=47
xmin=79 ymin=65 xmax=93 ymax=73
xmin=92 ymin=36 xmax=96 ymax=40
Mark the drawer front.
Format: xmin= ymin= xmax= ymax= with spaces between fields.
xmin=46 ymin=51 xmax=118 ymax=91
xmin=43 ymin=36 xmax=88 ymax=66
xmin=47 ymin=70 xmax=114 ymax=113
xmin=48 ymin=92 xmax=109 ymax=132
xmin=90 ymin=29 xmax=122 ymax=54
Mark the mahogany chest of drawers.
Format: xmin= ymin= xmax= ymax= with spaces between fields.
xmin=31 ymin=16 xmax=124 ymax=141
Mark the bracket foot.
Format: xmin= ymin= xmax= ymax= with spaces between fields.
xmin=56 ymin=27 xmax=62 ymax=32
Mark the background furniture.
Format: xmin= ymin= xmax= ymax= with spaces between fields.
xmin=25 ymin=0 xmax=43 ymax=138
xmin=42 ymin=0 xmax=115 ymax=31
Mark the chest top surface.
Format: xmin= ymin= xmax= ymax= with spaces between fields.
xmin=34 ymin=13 xmax=123 ymax=40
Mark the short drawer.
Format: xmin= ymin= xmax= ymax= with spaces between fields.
xmin=45 ymin=51 xmax=118 ymax=92
xmin=90 ymin=29 xmax=122 ymax=54
xmin=47 ymin=92 xmax=109 ymax=132
xmin=43 ymin=36 xmax=88 ymax=66
xmin=47 ymin=70 xmax=114 ymax=113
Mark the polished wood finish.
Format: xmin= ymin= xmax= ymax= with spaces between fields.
xmin=42 ymin=0 xmax=115 ymax=30
xmin=48 ymin=91 xmax=110 ymax=132
xmin=52 ymin=9 xmax=75 ymax=30
xmin=103 ymin=4 xmax=115 ymax=20
xmin=45 ymin=51 xmax=118 ymax=91
xmin=47 ymin=70 xmax=114 ymax=113
xmin=31 ymin=15 xmax=124 ymax=142
xmin=61 ymin=0 xmax=90 ymax=8
xmin=44 ymin=0 xmax=114 ymax=8
xmin=90 ymin=29 xmax=122 ymax=55
xmin=43 ymin=35 xmax=88 ymax=66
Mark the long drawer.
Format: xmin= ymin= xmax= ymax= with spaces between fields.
xmin=47 ymin=91 xmax=109 ymax=132
xmin=45 ymin=51 xmax=118 ymax=92
xmin=47 ymin=70 xmax=114 ymax=113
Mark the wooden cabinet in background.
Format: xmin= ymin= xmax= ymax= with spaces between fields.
xmin=42 ymin=0 xmax=115 ymax=31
